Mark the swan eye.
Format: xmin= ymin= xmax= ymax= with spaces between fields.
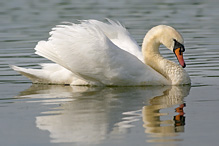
xmin=173 ymin=39 xmax=185 ymax=55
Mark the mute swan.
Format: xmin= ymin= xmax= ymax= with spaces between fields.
xmin=11 ymin=19 xmax=191 ymax=86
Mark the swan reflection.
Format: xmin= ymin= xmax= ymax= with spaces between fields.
xmin=18 ymin=84 xmax=190 ymax=144
xmin=142 ymin=86 xmax=190 ymax=143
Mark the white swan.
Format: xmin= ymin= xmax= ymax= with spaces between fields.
xmin=11 ymin=19 xmax=191 ymax=86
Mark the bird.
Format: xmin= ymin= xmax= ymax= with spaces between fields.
xmin=11 ymin=19 xmax=191 ymax=86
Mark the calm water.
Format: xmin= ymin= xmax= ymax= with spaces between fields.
xmin=1 ymin=0 xmax=219 ymax=146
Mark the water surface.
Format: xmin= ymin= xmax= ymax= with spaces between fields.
xmin=1 ymin=0 xmax=219 ymax=146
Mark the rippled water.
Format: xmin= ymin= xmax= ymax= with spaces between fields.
xmin=1 ymin=0 xmax=219 ymax=146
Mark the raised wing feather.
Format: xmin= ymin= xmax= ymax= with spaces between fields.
xmin=35 ymin=20 xmax=167 ymax=85
xmin=82 ymin=19 xmax=144 ymax=62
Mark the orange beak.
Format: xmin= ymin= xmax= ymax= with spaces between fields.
xmin=174 ymin=48 xmax=186 ymax=68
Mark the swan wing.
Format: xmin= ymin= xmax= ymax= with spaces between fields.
xmin=35 ymin=20 xmax=168 ymax=85
xmin=82 ymin=19 xmax=144 ymax=62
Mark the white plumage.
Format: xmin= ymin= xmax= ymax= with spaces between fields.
xmin=11 ymin=19 xmax=191 ymax=86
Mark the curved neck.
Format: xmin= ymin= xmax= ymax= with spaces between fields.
xmin=142 ymin=33 xmax=190 ymax=85
xmin=142 ymin=35 xmax=168 ymax=78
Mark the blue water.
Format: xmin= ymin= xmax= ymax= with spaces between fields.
xmin=1 ymin=0 xmax=219 ymax=146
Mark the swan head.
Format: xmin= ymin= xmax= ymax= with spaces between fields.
xmin=157 ymin=25 xmax=186 ymax=68
xmin=144 ymin=25 xmax=186 ymax=68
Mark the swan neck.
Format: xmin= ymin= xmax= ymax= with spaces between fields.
xmin=142 ymin=32 xmax=190 ymax=85
xmin=142 ymin=33 xmax=162 ymax=63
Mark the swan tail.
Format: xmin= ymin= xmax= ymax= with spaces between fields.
xmin=10 ymin=64 xmax=77 ymax=84
xmin=10 ymin=65 xmax=50 ymax=84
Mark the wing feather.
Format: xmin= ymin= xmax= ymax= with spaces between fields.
xmin=82 ymin=19 xmax=144 ymax=61
xmin=34 ymin=20 xmax=167 ymax=85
